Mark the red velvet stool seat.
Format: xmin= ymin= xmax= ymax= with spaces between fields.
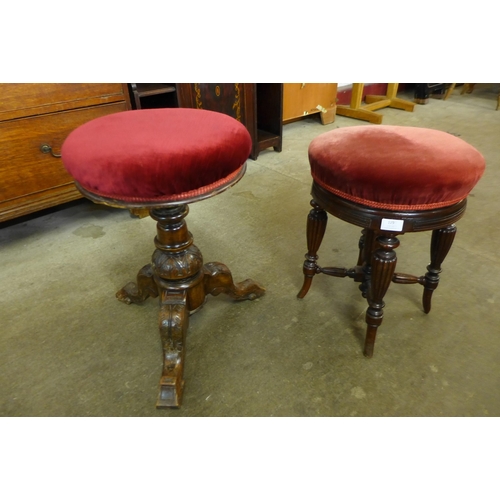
xmin=62 ymin=108 xmax=265 ymax=408
xmin=298 ymin=125 xmax=485 ymax=357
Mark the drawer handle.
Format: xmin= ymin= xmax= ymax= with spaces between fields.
xmin=40 ymin=144 xmax=61 ymax=158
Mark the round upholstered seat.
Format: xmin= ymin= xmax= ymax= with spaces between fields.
xmin=299 ymin=124 xmax=486 ymax=358
xmin=60 ymin=107 xmax=263 ymax=409
xmin=61 ymin=108 xmax=252 ymax=206
xmin=308 ymin=125 xmax=485 ymax=211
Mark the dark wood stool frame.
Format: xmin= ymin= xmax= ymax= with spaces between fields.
xmin=298 ymin=182 xmax=467 ymax=357
xmin=76 ymin=165 xmax=265 ymax=408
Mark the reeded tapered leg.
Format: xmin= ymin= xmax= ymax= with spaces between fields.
xmin=358 ymin=229 xmax=377 ymax=298
xmin=356 ymin=229 xmax=367 ymax=266
xmin=422 ymin=225 xmax=457 ymax=313
xmin=297 ymin=201 xmax=328 ymax=298
xmin=364 ymin=233 xmax=399 ymax=357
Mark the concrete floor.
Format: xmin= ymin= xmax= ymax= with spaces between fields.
xmin=2 ymin=84 xmax=500 ymax=417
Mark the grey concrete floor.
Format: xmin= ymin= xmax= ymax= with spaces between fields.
xmin=2 ymin=84 xmax=500 ymax=417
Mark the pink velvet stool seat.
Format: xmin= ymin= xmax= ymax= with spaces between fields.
xmin=62 ymin=108 xmax=265 ymax=408
xmin=298 ymin=125 xmax=485 ymax=357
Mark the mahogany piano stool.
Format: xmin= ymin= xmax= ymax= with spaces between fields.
xmin=62 ymin=108 xmax=265 ymax=408
xmin=298 ymin=125 xmax=485 ymax=357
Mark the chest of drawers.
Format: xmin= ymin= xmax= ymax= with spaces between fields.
xmin=0 ymin=83 xmax=131 ymax=222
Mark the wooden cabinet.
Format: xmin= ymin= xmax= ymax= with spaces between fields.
xmin=0 ymin=83 xmax=131 ymax=222
xmin=283 ymin=83 xmax=338 ymax=124
xmin=128 ymin=83 xmax=178 ymax=109
xmin=176 ymin=83 xmax=283 ymax=160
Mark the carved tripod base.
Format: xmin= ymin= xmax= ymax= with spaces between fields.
xmin=298 ymin=186 xmax=466 ymax=357
xmin=116 ymin=205 xmax=265 ymax=408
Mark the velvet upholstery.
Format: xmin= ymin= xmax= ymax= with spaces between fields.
xmin=308 ymin=125 xmax=485 ymax=211
xmin=61 ymin=108 xmax=252 ymax=203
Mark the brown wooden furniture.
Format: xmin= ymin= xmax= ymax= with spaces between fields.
xmin=298 ymin=125 xmax=485 ymax=357
xmin=176 ymin=83 xmax=283 ymax=160
xmin=446 ymin=83 xmax=500 ymax=110
xmin=283 ymin=83 xmax=338 ymax=124
xmin=299 ymin=187 xmax=468 ymax=357
xmin=0 ymin=83 xmax=131 ymax=222
xmin=413 ymin=83 xmax=453 ymax=104
xmin=336 ymin=83 xmax=415 ymax=124
xmin=128 ymin=83 xmax=177 ymax=109
xmin=61 ymin=108 xmax=265 ymax=408
xmin=118 ymin=205 xmax=264 ymax=407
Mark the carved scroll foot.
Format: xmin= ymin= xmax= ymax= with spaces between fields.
xmin=156 ymin=290 xmax=189 ymax=408
xmin=116 ymin=264 xmax=159 ymax=304
xmin=203 ymin=262 xmax=265 ymax=301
